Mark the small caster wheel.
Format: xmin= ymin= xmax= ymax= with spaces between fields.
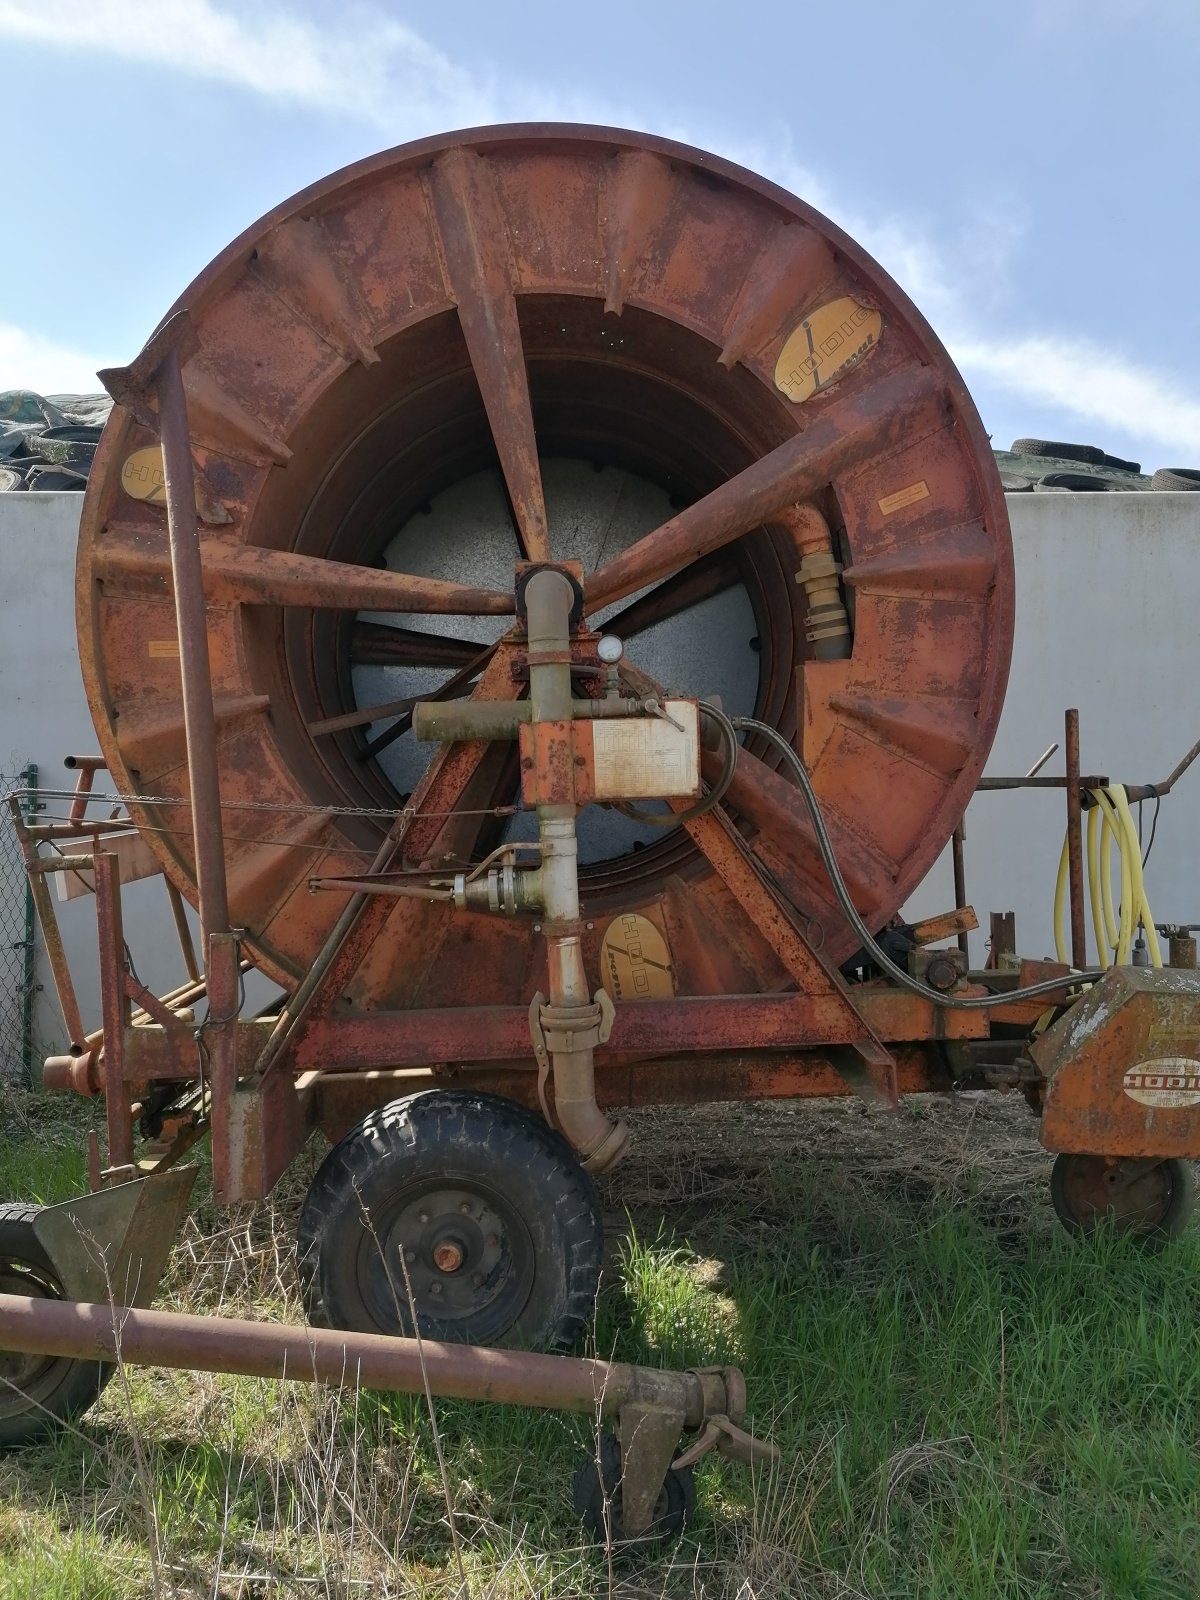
xmin=0 ymin=1203 xmax=113 ymax=1447
xmin=1050 ymin=1153 xmax=1196 ymax=1251
xmin=572 ymin=1433 xmax=695 ymax=1549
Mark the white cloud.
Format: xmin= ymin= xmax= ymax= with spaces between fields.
xmin=0 ymin=0 xmax=497 ymax=130
xmin=733 ymin=142 xmax=1200 ymax=457
xmin=3 ymin=0 xmax=1198 ymax=457
xmin=0 ymin=323 xmax=107 ymax=394
xmin=950 ymin=334 xmax=1200 ymax=458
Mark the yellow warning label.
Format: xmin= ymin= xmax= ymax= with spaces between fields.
xmin=774 ymin=296 xmax=883 ymax=403
xmin=878 ymin=480 xmax=931 ymax=516
xmin=599 ymin=913 xmax=675 ymax=1002
xmin=148 ymin=639 xmax=180 ymax=659
xmin=121 ymin=446 xmax=169 ymax=503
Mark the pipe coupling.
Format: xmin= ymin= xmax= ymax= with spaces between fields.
xmin=43 ymin=1051 xmax=100 ymax=1097
xmin=453 ymin=865 xmax=544 ymax=915
xmin=795 ymin=549 xmax=852 ymax=658
xmin=537 ymin=995 xmax=613 ymax=1055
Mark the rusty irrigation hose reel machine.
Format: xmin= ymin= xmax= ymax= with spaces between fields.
xmin=4 ymin=123 xmax=1200 ymax=1540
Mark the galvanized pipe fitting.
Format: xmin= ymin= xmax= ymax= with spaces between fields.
xmin=787 ymin=504 xmax=852 ymax=661
xmin=524 ymin=570 xmax=630 ymax=1170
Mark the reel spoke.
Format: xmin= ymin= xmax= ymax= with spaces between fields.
xmin=97 ymin=530 xmax=514 ymax=615
xmin=430 ymin=148 xmax=550 ymax=563
xmin=585 ymin=363 xmax=943 ymax=611
xmin=600 ymin=551 xmax=741 ymax=638
xmin=349 ymin=622 xmax=486 ymax=668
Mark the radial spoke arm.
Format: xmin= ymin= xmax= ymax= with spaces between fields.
xmin=599 ymin=552 xmax=740 ymax=638
xmin=349 ymin=621 xmax=486 ymax=668
xmin=585 ymin=364 xmax=943 ymax=611
xmin=430 ymin=148 xmax=550 ymax=563
xmin=357 ymin=645 xmax=498 ymax=759
xmin=96 ymin=531 xmax=514 ymax=615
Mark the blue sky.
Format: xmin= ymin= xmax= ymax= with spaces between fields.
xmin=2 ymin=0 xmax=1198 ymax=469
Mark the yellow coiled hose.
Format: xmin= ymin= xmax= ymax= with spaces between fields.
xmin=1054 ymin=783 xmax=1161 ymax=968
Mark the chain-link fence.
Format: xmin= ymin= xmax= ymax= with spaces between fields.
xmin=0 ymin=764 xmax=42 ymax=1084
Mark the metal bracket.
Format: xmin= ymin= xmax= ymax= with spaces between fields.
xmin=528 ymin=990 xmax=552 ymax=1123
xmin=32 ymin=1167 xmax=197 ymax=1307
xmin=595 ymin=987 xmax=615 ymax=1044
xmin=671 ymin=1412 xmax=780 ymax=1471
xmin=617 ymin=1400 xmax=686 ymax=1536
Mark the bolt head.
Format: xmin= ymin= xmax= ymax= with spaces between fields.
xmin=429 ymin=1281 xmax=442 ymax=1296
xmin=433 ymin=1240 xmax=465 ymax=1273
xmin=459 ymin=1201 xmax=473 ymax=1215
xmin=417 ymin=1211 xmax=430 ymax=1224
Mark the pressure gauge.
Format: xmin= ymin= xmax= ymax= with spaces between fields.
xmin=596 ymin=634 xmax=624 ymax=664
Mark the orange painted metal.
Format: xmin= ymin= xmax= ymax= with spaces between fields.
xmin=1034 ymin=967 xmax=1200 ymax=1157
xmin=311 ymin=1045 xmax=955 ymax=1140
xmin=985 ymin=958 xmax=1076 ymax=1028
xmin=76 ymin=124 xmax=1013 ymax=1010
xmin=518 ymin=719 xmax=583 ymax=808
xmin=119 ymin=988 xmax=985 ymax=1082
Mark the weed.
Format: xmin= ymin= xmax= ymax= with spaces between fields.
xmin=0 ymin=1091 xmax=1195 ymax=1597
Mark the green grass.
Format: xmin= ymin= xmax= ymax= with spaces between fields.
xmin=0 ymin=1093 xmax=1196 ymax=1597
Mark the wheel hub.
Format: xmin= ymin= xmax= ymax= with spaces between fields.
xmin=432 ymin=1239 xmax=466 ymax=1274
xmin=1058 ymin=1154 xmax=1173 ymax=1232
xmin=378 ymin=1184 xmax=531 ymax=1329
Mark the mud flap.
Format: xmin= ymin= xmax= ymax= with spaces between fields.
xmin=31 ymin=1167 xmax=196 ymax=1306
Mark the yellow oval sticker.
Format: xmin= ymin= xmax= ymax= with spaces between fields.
xmin=774 ymin=296 xmax=883 ymax=403
xmin=120 ymin=445 xmax=231 ymax=524
xmin=599 ymin=912 xmax=675 ymax=1002
xmin=120 ymin=445 xmax=169 ymax=503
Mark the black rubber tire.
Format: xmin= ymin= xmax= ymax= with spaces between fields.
xmin=0 ymin=1203 xmax=113 ymax=1447
xmin=1050 ymin=1154 xmax=1196 ymax=1251
xmin=573 ymin=1433 xmax=695 ymax=1549
xmin=1151 ymin=468 xmax=1200 ymax=492
xmin=297 ymin=1090 xmax=603 ymax=1349
xmin=1012 ymin=438 xmax=1105 ymax=465
xmin=1034 ymin=471 xmax=1125 ymax=493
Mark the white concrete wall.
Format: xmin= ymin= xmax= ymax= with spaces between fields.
xmin=901 ymin=492 xmax=1200 ymax=963
xmin=1 ymin=490 xmax=1197 ymax=1058
xmin=0 ymin=493 xmax=203 ymax=1056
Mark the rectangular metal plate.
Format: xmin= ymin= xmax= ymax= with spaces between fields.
xmin=587 ymin=701 xmax=700 ymax=801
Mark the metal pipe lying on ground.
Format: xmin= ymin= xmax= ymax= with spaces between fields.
xmin=0 ymin=1292 xmax=738 ymax=1424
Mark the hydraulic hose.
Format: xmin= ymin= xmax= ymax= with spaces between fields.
xmin=1052 ymin=782 xmax=1162 ymax=968
xmin=729 ymin=717 xmax=1104 ymax=1009
xmin=1110 ymin=785 xmax=1162 ymax=965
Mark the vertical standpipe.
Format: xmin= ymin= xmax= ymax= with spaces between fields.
xmin=523 ymin=570 xmax=629 ymax=1170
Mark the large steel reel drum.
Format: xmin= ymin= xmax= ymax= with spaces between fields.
xmin=78 ymin=125 xmax=1013 ymax=1010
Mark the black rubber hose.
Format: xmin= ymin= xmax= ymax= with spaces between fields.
xmin=729 ymin=715 xmax=1105 ymax=1010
